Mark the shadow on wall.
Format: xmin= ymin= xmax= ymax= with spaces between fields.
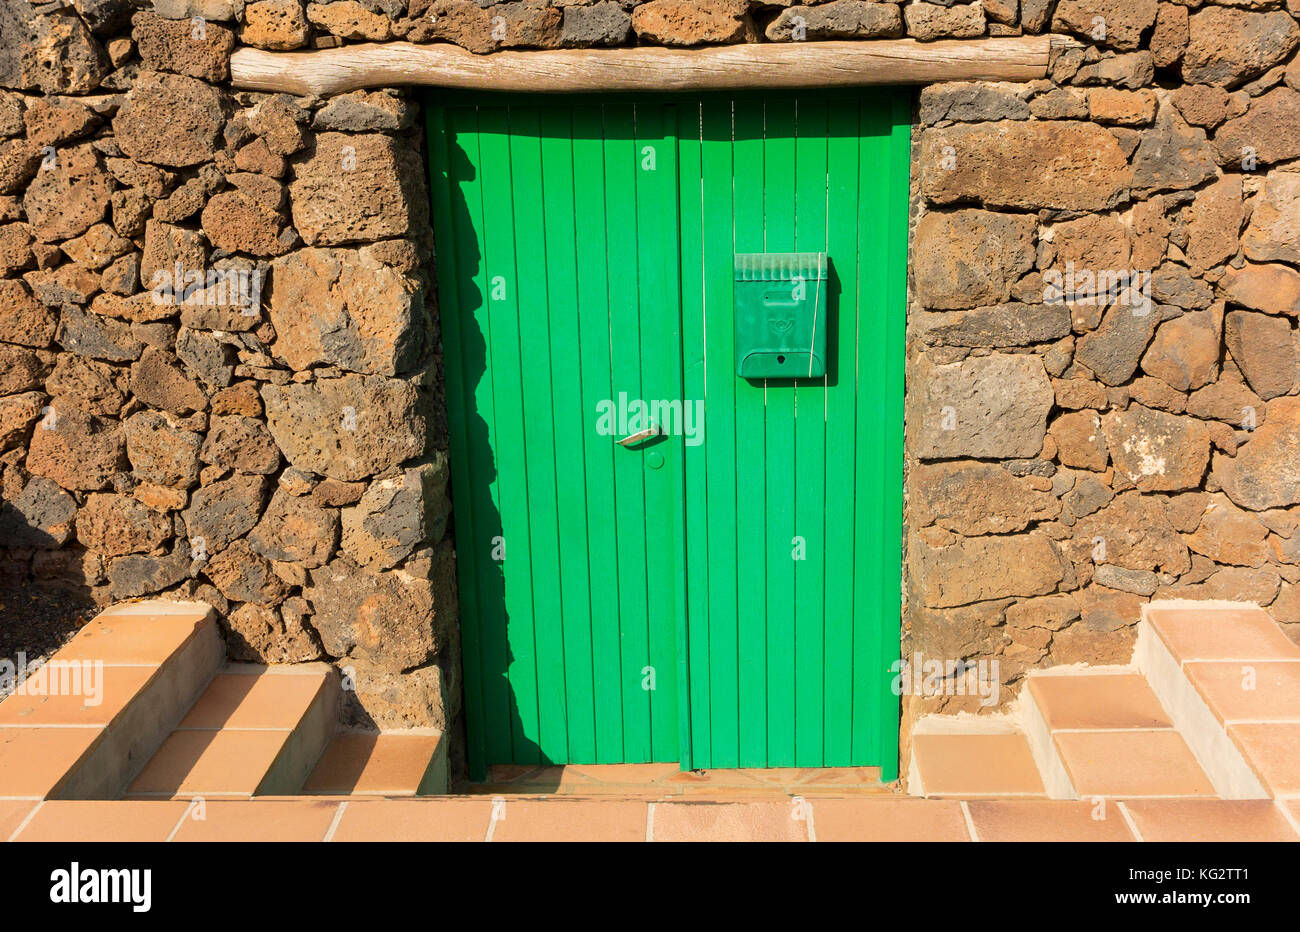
xmin=0 ymin=494 xmax=97 ymax=687
xmin=437 ymin=127 xmax=545 ymax=779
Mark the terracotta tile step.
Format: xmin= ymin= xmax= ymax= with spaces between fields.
xmin=0 ymin=600 xmax=224 ymax=800
xmin=1020 ymin=669 xmax=1215 ymax=799
xmin=1138 ymin=601 xmax=1300 ymax=799
xmin=126 ymin=663 xmax=339 ymax=799
xmin=303 ymin=730 xmax=448 ymax=796
xmin=907 ymin=719 xmax=1046 ymax=799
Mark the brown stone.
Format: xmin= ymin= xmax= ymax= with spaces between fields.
xmin=203 ymin=538 xmax=290 ymax=604
xmin=129 ymin=348 xmax=206 ymax=415
xmin=21 ymin=143 xmax=111 ymax=243
xmin=0 ymin=222 xmax=32 ymax=276
xmin=0 ymin=344 xmax=48 ymax=395
xmin=1150 ymin=3 xmax=1189 ymax=69
xmin=1088 ymin=88 xmax=1156 ymax=125
xmin=261 ymin=374 xmax=426 ymax=481
xmin=342 ymin=656 xmax=453 ymax=731
xmin=0 ymin=139 xmax=42 ymax=196
xmin=910 ymin=461 xmax=1059 ymax=535
xmin=1129 ymin=101 xmax=1217 ymax=196
xmin=1185 ymin=493 xmax=1270 ymax=567
xmin=1187 ymin=377 xmax=1264 ymax=428
xmin=113 ymin=70 xmax=223 ymax=169
xmin=246 ymin=95 xmax=308 ymax=157
xmin=1242 ymin=172 xmax=1300 ymax=266
xmin=910 ymin=531 xmax=1065 ymax=608
xmin=1184 ymin=174 xmax=1242 ymax=271
xmin=903 ymin=2 xmax=985 ymax=40
xmin=133 ymin=11 xmax=235 ymax=82
xmin=305 ymin=556 xmax=440 ymax=668
xmin=1050 ymin=409 xmax=1109 ymax=471
xmin=494 ymin=1 xmax=564 ymax=49
xmin=247 ymin=487 xmax=340 ymax=568
xmin=75 ymin=491 xmax=171 ymax=558
xmin=1221 ymin=262 xmax=1300 ymax=318
xmin=1005 ymin=594 xmax=1080 ymax=630
xmin=0 ymin=279 xmax=56 ymax=347
xmin=631 ymin=0 xmax=753 ymax=46
xmin=1139 ymin=307 xmax=1221 ymax=391
xmin=26 ymin=406 xmax=125 ymax=491
xmin=22 ymin=97 xmax=99 ymax=148
xmin=912 ymin=209 xmax=1035 ymax=310
xmin=241 ymin=0 xmax=311 ymax=50
xmin=233 ymin=137 xmax=285 ymax=177
xmin=908 ymin=353 xmax=1053 ymax=460
xmin=311 ymin=477 xmax=365 ymax=507
xmin=1213 ymin=88 xmax=1300 ymax=168
xmin=1170 ymin=84 xmax=1231 ymax=129
xmin=290 ymin=133 xmax=427 ymax=246
xmin=307 ymin=1 xmax=394 ymax=40
xmin=1067 ymin=491 xmax=1191 ymax=574
xmin=1102 ymin=405 xmax=1210 ymax=492
xmin=0 ymin=390 xmax=45 ymax=450
xmin=224 ymin=601 xmax=322 ymax=663
xmin=407 ymin=0 xmax=496 ymax=54
xmin=1052 ymin=0 xmax=1156 ymax=51
xmin=922 ymin=121 xmax=1130 ymax=212
xmin=46 ymin=355 xmax=123 ymax=416
xmin=1051 ymin=622 xmax=1136 ymax=666
xmin=200 ymin=190 xmax=289 ymax=257
xmin=210 ymin=381 xmax=261 ymax=417
xmin=124 ymin=409 xmax=202 ymax=488
xmin=1214 ymin=397 xmax=1300 ymax=510
xmin=1225 ymin=310 xmax=1295 ymax=401
xmin=183 ymin=473 xmax=269 ymax=552
xmin=268 ymin=247 xmax=424 ymax=376
xmin=1183 ymin=8 xmax=1300 ymax=88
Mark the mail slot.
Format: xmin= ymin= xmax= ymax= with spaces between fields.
xmin=734 ymin=252 xmax=829 ymax=379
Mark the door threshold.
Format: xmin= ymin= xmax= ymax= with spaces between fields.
xmin=456 ymin=763 xmax=897 ymax=797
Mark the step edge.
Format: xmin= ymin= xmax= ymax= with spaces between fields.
xmin=1014 ymin=688 xmax=1078 ymax=801
xmin=254 ymin=671 xmax=341 ymax=797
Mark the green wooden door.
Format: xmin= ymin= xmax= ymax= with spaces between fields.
xmin=427 ymin=91 xmax=910 ymax=783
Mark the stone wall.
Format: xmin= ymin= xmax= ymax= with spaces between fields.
xmin=3 ymin=0 xmax=1300 ymax=773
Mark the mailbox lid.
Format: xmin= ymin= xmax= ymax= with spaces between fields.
xmin=733 ymin=251 xmax=828 ymax=282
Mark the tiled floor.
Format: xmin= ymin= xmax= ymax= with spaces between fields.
xmin=4 ymin=796 xmax=1296 ymax=841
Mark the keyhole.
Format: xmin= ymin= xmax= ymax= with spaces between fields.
xmin=777 ymin=355 xmax=786 ymax=364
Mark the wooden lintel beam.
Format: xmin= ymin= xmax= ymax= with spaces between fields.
xmin=229 ymin=37 xmax=1054 ymax=97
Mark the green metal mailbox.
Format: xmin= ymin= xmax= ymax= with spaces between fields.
xmin=734 ymin=251 xmax=829 ymax=379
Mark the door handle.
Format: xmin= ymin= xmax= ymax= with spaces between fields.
xmin=616 ymin=425 xmax=662 ymax=446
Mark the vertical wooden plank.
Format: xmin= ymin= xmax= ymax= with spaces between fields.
xmin=508 ymin=106 xmax=568 ymax=764
xmin=792 ymin=97 xmax=829 ymax=768
xmin=821 ymin=97 xmax=863 ymax=768
xmin=676 ymin=101 xmax=710 ymax=769
xmin=571 ymin=104 xmax=626 ymax=764
xmin=473 ymin=107 xmax=540 ymax=764
xmin=698 ymin=98 xmax=740 ymax=769
xmin=852 ymin=95 xmax=893 ymax=768
xmin=539 ymin=106 xmax=597 ymax=764
xmin=603 ymin=102 xmax=654 ymax=761
xmin=632 ymin=102 xmax=683 ymax=762
xmin=731 ymin=97 xmax=768 ymax=767
xmin=761 ymin=97 xmax=798 ymax=768
xmin=427 ymin=103 xmax=488 ymax=780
